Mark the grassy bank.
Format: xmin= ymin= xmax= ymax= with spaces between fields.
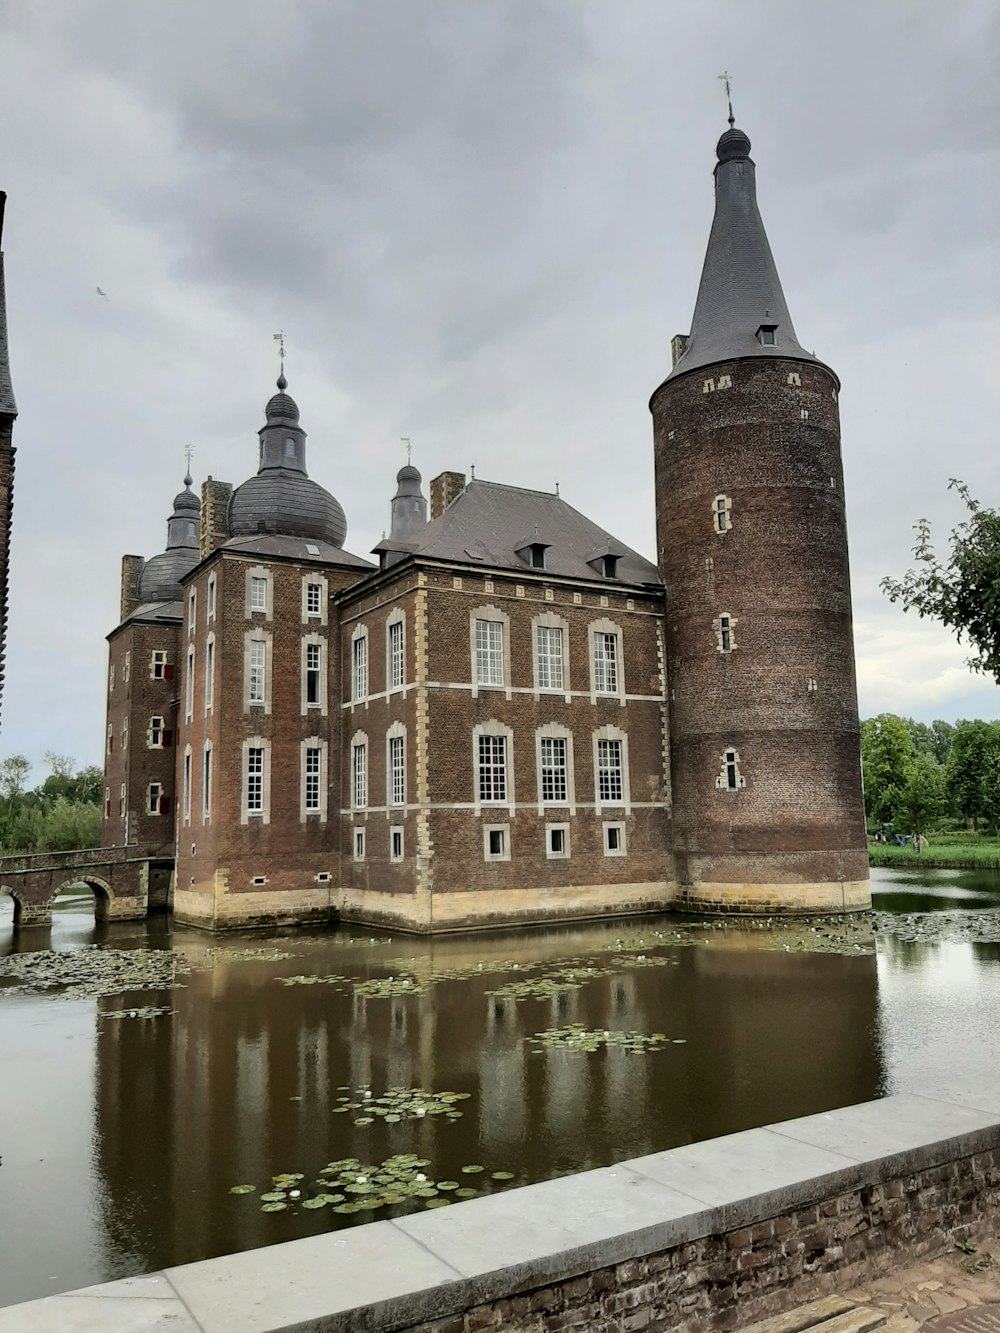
xmin=868 ymin=835 xmax=1000 ymax=870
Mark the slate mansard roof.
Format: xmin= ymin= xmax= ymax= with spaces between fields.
xmin=392 ymin=479 xmax=661 ymax=587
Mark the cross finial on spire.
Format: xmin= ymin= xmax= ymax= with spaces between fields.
xmin=183 ymin=443 xmax=194 ymax=487
xmin=273 ymin=330 xmax=286 ymax=387
xmin=401 ymin=435 xmax=412 ymax=465
xmin=718 ymin=70 xmax=735 ymax=127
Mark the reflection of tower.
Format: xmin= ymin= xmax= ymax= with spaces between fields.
xmin=0 ymin=193 xmax=18 ymax=731
xmin=652 ymin=124 xmax=869 ymax=915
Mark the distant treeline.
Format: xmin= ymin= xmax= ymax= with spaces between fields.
xmin=861 ymin=715 xmax=1000 ymax=837
xmin=0 ymin=754 xmax=102 ymax=854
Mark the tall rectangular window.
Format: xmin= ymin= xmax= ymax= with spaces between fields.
xmin=593 ymin=633 xmax=619 ymax=694
xmin=182 ymin=750 xmax=192 ymax=822
xmin=202 ymin=746 xmax=212 ymax=822
xmin=109 ymin=662 xmax=115 ymax=692
xmin=123 ymin=651 xmax=130 ymax=684
xmin=306 ymin=642 xmax=321 ymax=706
xmin=535 ymin=625 xmax=564 ymax=690
xmin=597 ymin=739 xmax=623 ymax=803
xmin=389 ymin=735 xmax=405 ymax=807
xmin=352 ymin=634 xmax=368 ymax=700
xmin=188 ymin=589 xmax=196 ymax=634
xmin=185 ymin=646 xmax=195 ymax=718
xmin=352 ymin=743 xmax=367 ymax=809
xmin=147 ymin=783 xmax=162 ymax=816
xmin=204 ymin=638 xmax=215 ymax=711
xmin=246 ymin=747 xmax=264 ymax=813
xmin=207 ymin=575 xmax=216 ymax=621
xmin=151 ymin=650 xmax=169 ymax=680
xmin=250 ymin=576 xmax=267 ymax=612
xmin=304 ymin=746 xmax=321 ymax=812
xmin=306 ymin=583 xmax=322 ymax=616
xmin=475 ymin=619 xmax=504 ymax=686
xmin=249 ymin=639 xmax=266 ymax=704
xmin=478 ymin=734 xmax=507 ymax=803
xmin=389 ymin=620 xmax=404 ymax=689
xmin=149 ymin=716 xmax=164 ymax=747
xmin=540 ymin=736 xmax=568 ymax=803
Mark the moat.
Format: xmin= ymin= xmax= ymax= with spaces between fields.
xmin=2 ymin=865 xmax=1000 ymax=1309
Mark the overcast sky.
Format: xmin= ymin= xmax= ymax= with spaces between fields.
xmin=0 ymin=0 xmax=997 ymax=774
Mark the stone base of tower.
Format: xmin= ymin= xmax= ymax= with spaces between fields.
xmin=674 ymin=849 xmax=871 ymax=915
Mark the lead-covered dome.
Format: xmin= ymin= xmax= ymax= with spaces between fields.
xmin=138 ymin=472 xmax=201 ymax=603
xmin=228 ymin=376 xmax=348 ymax=547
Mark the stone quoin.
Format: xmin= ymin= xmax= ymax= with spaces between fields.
xmin=84 ymin=120 xmax=869 ymax=932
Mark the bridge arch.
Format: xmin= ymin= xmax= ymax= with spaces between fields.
xmin=53 ymin=876 xmax=114 ymax=922
xmin=0 ymin=883 xmax=29 ymax=926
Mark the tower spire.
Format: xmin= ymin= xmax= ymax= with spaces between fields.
xmin=718 ymin=70 xmax=735 ymax=128
xmin=273 ymin=330 xmax=287 ymax=390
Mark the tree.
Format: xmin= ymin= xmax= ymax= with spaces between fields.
xmin=861 ymin=714 xmax=916 ymax=826
xmin=945 ymin=720 xmax=1000 ymax=831
xmin=930 ymin=720 xmax=955 ymax=767
xmin=899 ymin=754 xmax=945 ymax=838
xmin=881 ymin=481 xmax=1000 ymax=683
xmin=43 ymin=752 xmax=74 ymax=780
xmin=0 ymin=754 xmax=31 ymax=801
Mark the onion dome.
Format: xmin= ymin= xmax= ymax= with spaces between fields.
xmin=228 ymin=375 xmax=348 ymax=547
xmin=138 ymin=472 xmax=201 ymax=603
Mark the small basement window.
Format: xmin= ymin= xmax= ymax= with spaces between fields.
xmin=354 ymin=828 xmax=365 ymax=861
xmin=483 ymin=824 xmax=510 ymax=862
xmin=603 ymin=821 xmax=626 ymax=857
xmin=391 ymin=827 xmax=404 ymax=862
xmin=546 ymin=824 xmax=570 ymax=859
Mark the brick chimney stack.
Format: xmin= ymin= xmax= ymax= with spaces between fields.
xmin=429 ymin=471 xmax=465 ymax=522
xmin=200 ymin=477 xmax=233 ymax=558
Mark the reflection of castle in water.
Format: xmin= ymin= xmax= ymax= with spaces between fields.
xmin=93 ymin=926 xmax=884 ymax=1278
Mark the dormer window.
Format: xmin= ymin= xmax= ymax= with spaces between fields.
xmin=756 ymin=323 xmax=777 ymax=347
xmin=601 ymin=554 xmax=618 ymax=579
xmin=515 ymin=540 xmax=550 ymax=570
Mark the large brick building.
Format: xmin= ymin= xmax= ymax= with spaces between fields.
xmin=101 ymin=122 xmax=869 ymax=931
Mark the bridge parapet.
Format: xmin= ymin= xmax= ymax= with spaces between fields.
xmin=0 ymin=847 xmax=173 ymax=928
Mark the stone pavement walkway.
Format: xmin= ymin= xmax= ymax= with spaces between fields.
xmin=746 ymin=1239 xmax=1000 ymax=1332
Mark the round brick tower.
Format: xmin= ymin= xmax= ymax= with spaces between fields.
xmin=651 ymin=124 xmax=869 ymax=915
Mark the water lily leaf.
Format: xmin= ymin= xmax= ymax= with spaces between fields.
xmin=260 ymin=1191 xmax=287 ymax=1202
xmin=461 ymin=1165 xmax=484 ymax=1173
xmin=301 ymin=1196 xmax=327 ymax=1209
xmin=260 ymin=1201 xmax=287 ymax=1212
xmin=425 ymin=1197 xmax=451 ymax=1208
xmin=437 ymin=1180 xmax=459 ymax=1191
xmin=456 ymin=1188 xmax=478 ymax=1198
xmin=229 ymin=1184 xmax=256 ymax=1194
xmin=491 ymin=1171 xmax=515 ymax=1181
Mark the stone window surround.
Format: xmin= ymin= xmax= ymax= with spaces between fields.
xmin=301 ymin=572 xmax=328 ymax=625
xmin=243 ymin=627 xmax=273 ymax=714
xmin=353 ymin=826 xmax=366 ymax=862
xmin=713 ymin=493 xmax=733 ymax=535
xmin=204 ymin=633 xmax=215 ymax=714
xmin=534 ymin=722 xmax=577 ymax=815
xmin=181 ymin=744 xmax=193 ymax=826
xmin=202 ymin=741 xmax=212 ymax=825
xmin=206 ymin=572 xmax=217 ymax=623
xmin=717 ymin=746 xmax=747 ymax=791
xmin=389 ymin=824 xmax=404 ymax=863
xmin=588 ymin=618 xmax=626 ymax=704
xmin=603 ymin=819 xmax=626 ymax=857
xmin=184 ymin=644 xmax=195 ymax=722
xmin=241 ymin=735 xmax=272 ymax=825
xmin=351 ymin=623 xmax=369 ymax=704
xmin=147 ymin=782 xmax=162 ymax=817
xmin=473 ymin=720 xmax=515 ymax=815
xmin=386 ymin=720 xmax=406 ymax=811
xmin=715 ymin=611 xmax=737 ymax=654
xmin=544 ymin=821 xmax=570 ymax=860
xmin=300 ymin=737 xmax=328 ymax=823
xmin=350 ymin=730 xmax=368 ymax=810
xmin=187 ymin=587 xmax=196 ymax=638
xmin=482 ymin=822 xmax=511 ymax=863
xmin=300 ymin=632 xmax=328 ymax=716
xmin=592 ymin=724 xmax=631 ymax=814
xmin=245 ymin=564 xmax=273 ymax=620
xmin=470 ymin=604 xmax=512 ymax=700
xmin=531 ymin=609 xmax=571 ymax=700
xmin=386 ymin=608 xmax=406 ymax=693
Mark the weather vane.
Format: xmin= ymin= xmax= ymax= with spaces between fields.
xmin=400 ymin=436 xmax=412 ymax=465
xmin=273 ymin=330 xmax=286 ymax=379
xmin=184 ymin=443 xmax=194 ymax=481
xmin=718 ymin=70 xmax=735 ymax=127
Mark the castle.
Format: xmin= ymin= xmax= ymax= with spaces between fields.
xmin=100 ymin=122 xmax=870 ymax=932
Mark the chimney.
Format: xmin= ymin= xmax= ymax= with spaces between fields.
xmin=429 ymin=471 xmax=465 ymax=522
xmin=200 ymin=477 xmax=233 ymax=558
xmin=120 ymin=555 xmax=144 ymax=622
xmin=671 ymin=334 xmax=690 ymax=368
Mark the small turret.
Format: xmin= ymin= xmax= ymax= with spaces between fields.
xmin=136 ymin=471 xmax=202 ymax=606
xmin=389 ymin=463 xmax=427 ymax=542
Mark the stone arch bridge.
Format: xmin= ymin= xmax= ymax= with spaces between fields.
xmin=0 ymin=847 xmax=173 ymax=927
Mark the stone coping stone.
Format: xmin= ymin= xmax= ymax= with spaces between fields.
xmin=4 ymin=1088 xmax=1000 ymax=1333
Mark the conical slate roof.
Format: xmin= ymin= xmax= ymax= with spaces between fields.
xmin=663 ymin=125 xmax=819 ymax=384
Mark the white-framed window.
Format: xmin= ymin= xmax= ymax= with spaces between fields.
xmin=182 ymin=746 xmax=192 ymax=824
xmin=121 ymin=716 xmax=128 ymax=748
xmin=306 ymin=642 xmax=321 ymax=704
xmin=202 ymin=743 xmax=212 ymax=823
xmin=717 ymin=613 xmax=736 ymax=654
xmin=147 ymin=716 xmax=171 ymax=748
xmin=540 ymin=734 xmax=569 ymax=804
xmin=545 ymin=823 xmax=570 ymax=859
xmin=387 ymin=613 xmax=405 ymax=691
xmin=242 ymin=736 xmax=271 ymax=823
xmin=109 ymin=661 xmax=115 ymax=692
xmin=244 ymin=629 xmax=272 ymax=712
xmin=478 ymin=733 xmax=507 ymax=804
xmin=593 ymin=726 xmax=630 ymax=812
xmin=533 ymin=612 xmax=568 ymax=694
xmin=475 ymin=618 xmax=504 ymax=686
xmin=188 ymin=588 xmax=196 ymax=636
xmin=206 ymin=573 xmax=216 ymax=622
xmin=483 ymin=823 xmax=510 ymax=862
xmin=593 ymin=632 xmax=618 ymax=694
xmin=603 ymin=821 xmax=626 ymax=856
xmin=717 ymin=747 xmax=746 ymax=791
xmin=246 ymin=565 xmax=272 ymax=618
xmin=107 ymin=721 xmax=113 ymax=755
xmin=104 ymin=786 xmax=111 ymax=818
xmin=387 ymin=724 xmax=406 ymax=807
xmin=147 ymin=783 xmax=163 ymax=817
xmin=351 ymin=733 xmax=368 ymax=809
xmin=713 ymin=494 xmax=732 ymax=535
xmin=301 ymin=573 xmax=328 ymax=624
xmin=119 ymin=783 xmax=126 ymax=817
xmin=123 ymin=651 xmax=130 ymax=684
xmin=185 ymin=645 xmax=195 ymax=721
xmin=301 ymin=739 xmax=327 ymax=821
xmin=353 ymin=827 xmax=366 ymax=862
xmin=204 ymin=634 xmax=215 ymax=712
xmin=151 ymin=650 xmax=171 ymax=680
xmin=352 ymin=627 xmax=368 ymax=701
xmin=390 ymin=826 xmax=404 ymax=862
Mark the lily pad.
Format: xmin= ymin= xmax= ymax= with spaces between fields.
xmin=228 ymin=1184 xmax=256 ymax=1195
xmin=260 ymin=1201 xmax=287 ymax=1212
